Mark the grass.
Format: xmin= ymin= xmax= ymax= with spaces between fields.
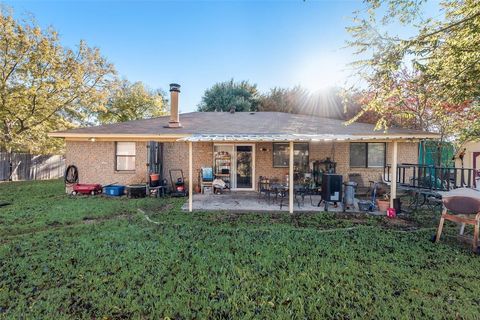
xmin=1 ymin=180 xmax=480 ymax=319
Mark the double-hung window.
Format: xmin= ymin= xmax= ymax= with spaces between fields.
xmin=273 ymin=143 xmax=309 ymax=172
xmin=116 ymin=142 xmax=136 ymax=171
xmin=350 ymin=142 xmax=386 ymax=168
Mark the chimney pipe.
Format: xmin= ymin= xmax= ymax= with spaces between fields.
xmin=168 ymin=83 xmax=181 ymax=128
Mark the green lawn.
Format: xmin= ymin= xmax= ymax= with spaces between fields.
xmin=1 ymin=180 xmax=479 ymax=319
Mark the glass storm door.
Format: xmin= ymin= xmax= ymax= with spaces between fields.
xmin=235 ymin=145 xmax=253 ymax=189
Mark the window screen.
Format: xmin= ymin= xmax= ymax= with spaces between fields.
xmin=273 ymin=143 xmax=309 ymax=172
xmin=367 ymin=143 xmax=386 ymax=167
xmin=116 ymin=142 xmax=136 ymax=171
xmin=350 ymin=143 xmax=367 ymax=167
xmin=273 ymin=143 xmax=289 ymax=167
xmin=350 ymin=142 xmax=385 ymax=168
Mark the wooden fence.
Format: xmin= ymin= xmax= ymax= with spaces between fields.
xmin=0 ymin=152 xmax=65 ymax=181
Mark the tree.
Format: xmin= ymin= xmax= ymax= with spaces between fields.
xmin=258 ymin=87 xmax=304 ymax=113
xmin=344 ymin=69 xmax=475 ymax=165
xmin=0 ymin=8 xmax=115 ymax=154
xmin=346 ymin=0 xmax=480 ymax=142
xmin=346 ymin=69 xmax=472 ymax=132
xmin=259 ymin=86 xmax=346 ymax=120
xmin=98 ymin=80 xmax=167 ymax=124
xmin=197 ymin=79 xmax=259 ymax=112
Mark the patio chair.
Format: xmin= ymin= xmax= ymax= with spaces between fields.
xmin=434 ymin=193 xmax=480 ymax=253
xmin=294 ymin=183 xmax=317 ymax=207
xmin=267 ymin=182 xmax=302 ymax=210
xmin=258 ymin=176 xmax=273 ymax=203
xmin=200 ymin=167 xmax=213 ymax=193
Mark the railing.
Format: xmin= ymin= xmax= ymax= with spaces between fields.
xmin=384 ymin=164 xmax=479 ymax=192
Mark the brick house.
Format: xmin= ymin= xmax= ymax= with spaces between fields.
xmin=50 ymin=84 xmax=439 ymax=212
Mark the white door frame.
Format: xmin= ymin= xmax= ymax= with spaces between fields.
xmin=213 ymin=143 xmax=256 ymax=191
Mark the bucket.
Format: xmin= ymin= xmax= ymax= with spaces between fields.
xmin=377 ymin=200 xmax=390 ymax=212
xmin=344 ymin=181 xmax=357 ymax=206
xmin=150 ymin=173 xmax=160 ymax=187
xmin=387 ymin=207 xmax=396 ymax=218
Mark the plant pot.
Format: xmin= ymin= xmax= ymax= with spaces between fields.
xmin=194 ymin=185 xmax=201 ymax=193
xmin=377 ymin=200 xmax=390 ymax=213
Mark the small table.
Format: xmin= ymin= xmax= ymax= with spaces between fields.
xmin=269 ymin=183 xmax=304 ymax=209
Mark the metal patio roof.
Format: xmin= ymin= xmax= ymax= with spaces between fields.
xmin=178 ymin=133 xmax=436 ymax=142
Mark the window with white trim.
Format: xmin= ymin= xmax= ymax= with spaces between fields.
xmin=273 ymin=143 xmax=309 ymax=172
xmin=350 ymin=142 xmax=386 ymax=168
xmin=116 ymin=142 xmax=136 ymax=171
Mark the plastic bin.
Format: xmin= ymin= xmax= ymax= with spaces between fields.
xmin=104 ymin=185 xmax=125 ymax=196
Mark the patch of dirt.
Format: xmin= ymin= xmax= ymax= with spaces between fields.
xmin=381 ymin=217 xmax=419 ymax=231
xmin=156 ymin=203 xmax=174 ymax=212
xmin=1 ymin=212 xmax=133 ymax=244
xmin=46 ymin=220 xmax=63 ymax=227
xmin=205 ymin=211 xmax=373 ymax=228
xmin=214 ymin=212 xmax=286 ymax=224
xmin=82 ymin=213 xmax=131 ymax=224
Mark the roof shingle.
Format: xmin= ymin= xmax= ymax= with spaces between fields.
xmin=51 ymin=111 xmax=437 ymax=138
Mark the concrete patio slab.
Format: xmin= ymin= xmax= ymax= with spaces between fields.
xmin=182 ymin=192 xmax=385 ymax=214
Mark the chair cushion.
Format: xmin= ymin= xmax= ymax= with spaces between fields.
xmin=443 ymin=196 xmax=480 ymax=214
xmin=201 ymin=167 xmax=213 ymax=181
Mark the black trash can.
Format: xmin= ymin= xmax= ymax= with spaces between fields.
xmin=393 ymin=198 xmax=401 ymax=213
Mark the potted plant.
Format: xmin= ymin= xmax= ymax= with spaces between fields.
xmin=377 ymin=193 xmax=390 ymax=212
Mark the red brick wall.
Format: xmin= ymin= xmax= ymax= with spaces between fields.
xmin=65 ymin=141 xmax=148 ymax=185
xmin=65 ymin=140 xmax=418 ymax=191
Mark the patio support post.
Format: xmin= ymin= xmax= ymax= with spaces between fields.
xmin=390 ymin=140 xmax=398 ymax=208
xmin=289 ymin=141 xmax=294 ymax=213
xmin=188 ymin=141 xmax=193 ymax=212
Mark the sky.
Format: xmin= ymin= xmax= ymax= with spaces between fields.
xmin=7 ymin=0 xmax=438 ymax=112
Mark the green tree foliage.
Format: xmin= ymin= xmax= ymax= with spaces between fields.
xmin=98 ymin=80 xmax=167 ymax=124
xmin=259 ymin=86 xmax=305 ymax=113
xmin=346 ymin=0 xmax=480 ymax=142
xmin=0 ymin=8 xmax=115 ymax=153
xmin=259 ymin=86 xmax=346 ymax=120
xmin=197 ymin=79 xmax=259 ymax=112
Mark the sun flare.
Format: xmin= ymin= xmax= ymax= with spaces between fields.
xmin=297 ymin=54 xmax=346 ymax=92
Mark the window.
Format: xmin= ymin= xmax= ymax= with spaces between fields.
xmin=350 ymin=142 xmax=386 ymax=168
xmin=273 ymin=143 xmax=309 ymax=172
xmin=116 ymin=142 xmax=136 ymax=171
